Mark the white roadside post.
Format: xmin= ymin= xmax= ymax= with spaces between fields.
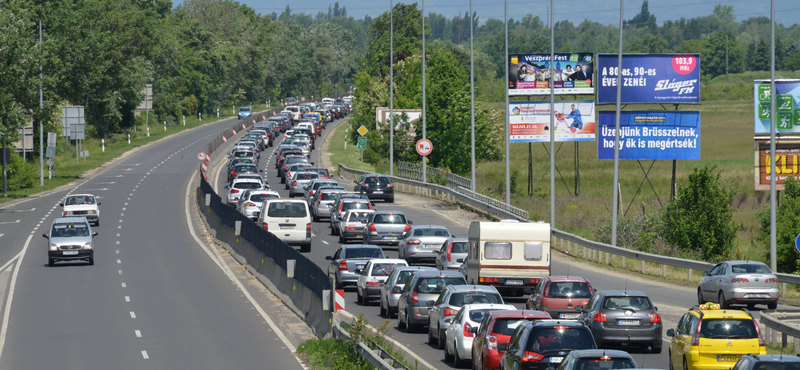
xmin=199 ymin=112 xmax=201 ymax=121
xmin=217 ymin=108 xmax=219 ymax=118
xmin=164 ymin=121 xmax=166 ymax=131
xmin=102 ymin=139 xmax=105 ymax=152
xmin=128 ymin=134 xmax=131 ymax=144
xmin=183 ymin=115 xmax=185 ymax=126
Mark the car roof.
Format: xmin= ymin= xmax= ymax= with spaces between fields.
xmin=66 ymin=194 xmax=95 ymax=198
xmin=391 ymin=266 xmax=438 ymax=272
xmin=460 ymin=303 xmax=517 ymax=312
xmin=53 ymin=217 xmax=89 ymax=223
xmin=740 ymin=354 xmax=800 ymax=362
xmin=566 ymin=349 xmax=634 ymax=359
xmin=373 ymin=210 xmax=406 ymax=215
xmin=595 ymin=290 xmax=648 ymax=297
xmin=720 ymin=260 xmax=769 ymax=266
xmin=530 ymin=319 xmax=588 ymax=328
xmin=409 ymin=270 xmax=464 ymax=278
xmin=448 ymin=237 xmax=468 ymax=242
xmin=248 ymin=190 xmax=279 ymax=196
xmin=368 ymin=258 xmax=407 ymax=264
xmin=410 ymin=225 xmax=449 ymax=229
xmin=486 ymin=310 xmax=553 ymax=320
xmin=691 ymin=303 xmax=754 ymax=319
xmin=446 ymin=284 xmax=500 ymax=292
xmin=546 ymin=276 xmax=591 ymax=282
xmin=341 ymin=244 xmax=382 ymax=249
xmin=232 ymin=179 xmax=263 ymax=184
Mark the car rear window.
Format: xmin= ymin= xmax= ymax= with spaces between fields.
xmin=52 ymin=222 xmax=90 ymax=237
xmin=448 ymin=292 xmax=503 ymax=306
xmin=234 ymin=182 xmax=262 ymax=189
xmin=414 ymin=277 xmax=465 ymax=294
xmin=267 ymin=202 xmax=307 ymax=218
xmin=397 ymin=271 xmax=415 ymax=284
xmin=235 ymin=165 xmax=258 ymax=172
xmin=601 ymin=296 xmax=652 ymax=311
xmin=548 ymin=282 xmax=592 ymax=299
xmin=295 ymin=173 xmax=319 ymax=180
xmin=525 ymin=328 xmax=595 ymax=352
xmin=342 ymin=202 xmax=371 ymax=212
xmin=347 ymin=212 xmax=371 ymax=222
xmin=290 ymin=165 xmax=311 ymax=172
xmin=374 ymin=214 xmax=406 ymax=224
xmin=344 ymin=248 xmax=384 ymax=259
xmin=491 ymin=318 xmax=530 ymax=336
xmin=250 ymin=194 xmax=279 ymax=203
xmin=731 ymin=264 xmax=771 ymax=274
xmin=575 ymin=358 xmax=636 ymax=370
xmin=469 ymin=309 xmax=502 ymax=323
xmin=371 ymin=263 xmax=405 ymax=276
xmin=451 ymin=241 xmax=468 ymax=253
xmin=751 ymin=363 xmax=800 ymax=370
xmin=233 ymin=152 xmax=253 ymax=158
xmin=700 ymin=319 xmax=757 ymax=339
xmin=413 ymin=228 xmax=449 ymax=237
xmin=321 ymin=193 xmax=341 ymax=201
xmin=366 ymin=176 xmax=391 ymax=184
xmin=65 ymin=196 xmax=95 ymax=205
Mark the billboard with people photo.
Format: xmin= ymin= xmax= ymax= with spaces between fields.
xmin=509 ymin=100 xmax=596 ymax=142
xmin=508 ymin=53 xmax=594 ymax=95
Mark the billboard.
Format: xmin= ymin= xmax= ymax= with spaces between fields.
xmin=509 ymin=100 xmax=596 ymax=142
xmin=597 ymin=111 xmax=701 ymax=160
xmin=508 ymin=53 xmax=594 ymax=95
xmin=754 ymin=80 xmax=800 ymax=134
xmin=596 ymin=54 xmax=701 ymax=104
xmin=754 ymin=140 xmax=800 ymax=191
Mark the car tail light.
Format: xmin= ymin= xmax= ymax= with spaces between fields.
xmin=650 ymin=312 xmax=662 ymax=323
xmin=553 ymin=326 xmax=569 ymax=329
xmin=754 ymin=318 xmax=765 ymax=346
xmin=593 ymin=312 xmax=607 ymax=322
xmin=391 ymin=286 xmax=402 ymax=294
xmin=521 ymin=351 xmax=545 ymax=362
xmin=480 ymin=277 xmax=498 ymax=283
xmin=587 ymin=281 xmax=594 ymax=293
xmin=447 ymin=243 xmax=453 ymax=262
xmin=292 ymin=181 xmax=297 ymax=186
xmin=464 ymin=322 xmax=475 ymax=337
xmin=407 ymin=239 xmax=421 ymax=245
xmin=386 ymin=183 xmax=393 ymax=188
xmin=404 ymin=224 xmax=411 ymax=233
xmin=231 ymin=189 xmax=240 ymax=193
xmin=306 ymin=223 xmax=312 ymax=237
xmin=361 ymin=183 xmax=368 ymax=187
xmin=366 ymin=281 xmax=381 ymax=286
xmin=543 ymin=282 xmax=550 ymax=298
xmin=345 ymin=226 xmax=356 ymax=230
xmin=338 ymin=261 xmax=348 ymax=271
xmin=310 ymin=190 xmax=316 ymax=196
xmin=245 ymin=202 xmax=257 ymax=207
xmin=369 ymin=224 xmax=377 ymax=232
xmin=411 ymin=291 xmax=419 ymax=303
xmin=262 ymin=222 xmax=268 ymax=230
xmin=766 ymin=278 xmax=778 ymax=283
xmin=731 ymin=278 xmax=749 ymax=283
xmin=231 ymin=172 xmax=238 ymax=177
xmin=444 ymin=307 xmax=459 ymax=316
xmin=690 ymin=318 xmax=702 ymax=346
xmin=487 ymin=335 xmax=498 ymax=350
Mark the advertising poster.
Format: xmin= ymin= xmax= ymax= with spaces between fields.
xmin=596 ymin=54 xmax=701 ymax=104
xmin=754 ymin=140 xmax=800 ymax=191
xmin=597 ymin=111 xmax=701 ymax=160
xmin=508 ymin=53 xmax=594 ymax=95
xmin=509 ymin=100 xmax=596 ymax=142
xmin=753 ymin=80 xmax=800 ymax=134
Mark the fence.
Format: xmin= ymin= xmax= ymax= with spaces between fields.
xmin=760 ymin=311 xmax=800 ymax=352
xmin=397 ymin=161 xmax=472 ymax=190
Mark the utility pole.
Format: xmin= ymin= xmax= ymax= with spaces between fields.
xmin=549 ymin=0 xmax=555 ymax=227
xmin=611 ymin=0 xmax=625 ymax=247
xmin=39 ymin=20 xmax=44 ymax=186
xmin=470 ymin=0 xmax=476 ymax=191
xmin=726 ymin=34 xmax=729 ymax=75
xmin=504 ymin=0 xmax=510 ymax=203
xmin=769 ymin=0 xmax=777 ymax=272
xmin=390 ymin=0 xmax=394 ymax=176
xmin=422 ymin=0 xmax=427 ymax=183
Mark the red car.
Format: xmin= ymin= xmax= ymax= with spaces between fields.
xmin=525 ymin=276 xmax=594 ymax=320
xmin=472 ymin=310 xmax=551 ymax=370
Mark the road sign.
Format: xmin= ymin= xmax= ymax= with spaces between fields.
xmin=222 ymin=135 xmax=228 ymax=143
xmin=205 ymin=154 xmax=211 ymax=162
xmin=796 ymin=234 xmax=800 ymax=253
xmin=197 ymin=152 xmax=207 ymax=161
xmin=334 ymin=289 xmax=345 ymax=310
xmin=416 ymin=139 xmax=433 ymax=156
xmin=357 ymin=136 xmax=367 ymax=150
xmin=201 ymin=163 xmax=208 ymax=172
xmin=357 ymin=125 xmax=368 ymax=136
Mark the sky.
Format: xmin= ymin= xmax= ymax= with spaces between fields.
xmin=173 ymin=0 xmax=799 ymax=27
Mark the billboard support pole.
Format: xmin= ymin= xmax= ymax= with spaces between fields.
xmin=470 ymin=0 xmax=476 ymax=191
xmin=422 ymin=0 xmax=427 ymax=184
xmin=575 ymin=142 xmax=580 ymax=196
xmin=671 ymin=104 xmax=679 ymax=199
xmin=769 ymin=0 xmax=777 ymax=272
xmin=549 ymin=0 xmax=555 ymax=227
xmin=504 ymin=0 xmax=510 ymax=203
xmin=39 ymin=20 xmax=44 ymax=187
xmin=389 ymin=0 xmax=394 ymax=177
xmin=611 ymin=0 xmax=624 ymax=247
xmin=528 ymin=142 xmax=533 ymax=197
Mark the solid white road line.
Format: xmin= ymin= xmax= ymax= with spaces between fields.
xmin=0 ymin=235 xmax=32 ymax=362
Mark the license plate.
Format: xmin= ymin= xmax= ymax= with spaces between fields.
xmin=505 ymin=279 xmax=523 ymax=285
xmin=356 ymin=265 xmax=364 ymax=270
xmin=373 ymin=191 xmax=383 ymax=194
xmin=382 ymin=236 xmax=396 ymax=240
xmin=279 ymin=224 xmax=295 ymax=229
xmin=550 ymin=357 xmax=564 ymax=363
xmin=746 ymin=293 xmax=770 ymax=298
xmin=425 ymin=244 xmax=439 ymax=249
xmin=718 ymin=355 xmax=740 ymax=362
xmin=63 ymin=251 xmax=79 ymax=256
xmin=560 ymin=313 xmax=579 ymax=319
xmin=618 ymin=320 xmax=640 ymax=326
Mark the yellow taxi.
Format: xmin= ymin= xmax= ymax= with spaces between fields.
xmin=667 ymin=303 xmax=765 ymax=370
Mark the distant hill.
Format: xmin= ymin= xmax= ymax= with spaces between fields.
xmin=703 ymin=71 xmax=800 ymax=101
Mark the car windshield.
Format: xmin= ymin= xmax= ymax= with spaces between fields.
xmin=700 ymin=319 xmax=757 ymax=339
xmin=234 ymin=182 xmax=262 ymax=190
xmin=525 ymin=328 xmax=595 ymax=353
xmin=267 ymin=202 xmax=307 ymax=218
xmin=414 ymin=277 xmax=465 ymax=294
xmin=548 ymin=282 xmax=592 ymax=299
xmin=371 ymin=263 xmax=405 ymax=276
xmin=451 ymin=241 xmax=468 ymax=253
xmin=51 ymin=222 xmax=90 ymax=237
xmin=448 ymin=292 xmax=503 ymax=306
xmin=731 ymin=264 xmax=772 ymax=274
xmin=291 ymin=165 xmax=311 ymax=172
xmin=342 ymin=202 xmax=370 ymax=211
xmin=65 ymin=196 xmax=95 ymax=205
xmin=233 ymin=152 xmax=253 ymax=158
xmin=310 ymin=169 xmax=330 ymax=177
xmin=250 ymin=194 xmax=278 ymax=203
xmin=347 ymin=213 xmax=371 ymax=222
xmin=344 ymin=248 xmax=384 ymax=259
xmin=574 ymin=358 xmax=636 ymax=370
xmin=374 ymin=214 xmax=406 ymax=224
xmin=601 ymin=296 xmax=652 ymax=311
xmin=492 ymin=318 xmax=533 ymax=336
xmin=413 ymin=228 xmax=449 ymax=237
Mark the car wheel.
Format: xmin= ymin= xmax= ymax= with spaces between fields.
xmin=697 ymin=288 xmax=703 ymax=304
xmin=718 ymin=291 xmax=729 ymax=309
xmin=768 ymin=302 xmax=778 ymax=310
xmin=357 ymin=289 xmax=363 ymax=304
xmin=668 ymin=350 xmax=674 ymax=370
xmin=428 ymin=326 xmax=436 ymax=346
xmin=650 ymin=343 xmax=662 ymax=354
xmin=95 ymin=219 xmax=100 ymax=227
xmin=334 ymin=277 xmax=342 ymax=289
xmin=747 ymin=303 xmax=755 ymax=309
xmin=387 ymin=197 xmax=394 ymax=203
xmin=444 ymin=341 xmax=454 ymax=362
xmin=48 ymin=257 xmax=54 ymax=267
xmin=300 ymin=244 xmax=310 ymax=253
xmin=338 ymin=233 xmax=345 ymax=244
xmin=88 ymin=257 xmax=94 ymax=266
xmin=405 ymin=310 xmax=418 ymax=333
xmin=379 ymin=300 xmax=387 ymax=317
xmin=388 ymin=306 xmax=397 ymax=319
xmin=454 ymin=344 xmax=467 ymax=368
xmin=398 ymin=311 xmax=406 ymax=330
xmin=439 ymin=329 xmax=446 ymax=350
xmin=312 ymin=214 xmax=319 ymax=222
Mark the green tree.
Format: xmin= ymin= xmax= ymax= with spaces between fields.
xmin=703 ymin=31 xmax=744 ymax=77
xmin=758 ymin=177 xmax=800 ymax=274
xmin=658 ymin=165 xmax=737 ymax=261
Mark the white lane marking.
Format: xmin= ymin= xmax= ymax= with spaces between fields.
xmin=117 ymin=226 xmax=122 ymax=229
xmin=122 ymin=208 xmax=126 ymax=211
xmin=116 ymin=250 xmax=119 ymax=254
xmin=0 ymin=235 xmax=32 ymax=361
xmin=125 ymin=296 xmax=131 ymax=303
xmin=121 ymin=213 xmax=124 ymax=217
xmin=0 ymin=220 xmax=20 ymax=225
xmin=118 ymin=270 xmax=123 ymax=275
xmin=124 ymin=203 xmax=128 ymax=206
xmin=141 ymin=351 xmax=149 ymax=359
xmin=117 ymin=259 xmax=121 ymax=264
xmin=130 ymin=312 xmax=136 ymax=319
xmin=116 ymin=241 xmax=120 ymax=245
xmin=117 ymin=233 xmax=120 ymax=237
xmin=135 ymin=330 xmax=142 ymax=338
xmin=321 ymin=240 xmax=329 ymax=245
xmin=0 ymin=234 xmax=3 ymax=238
xmin=119 ymin=220 xmax=123 ymax=223
xmin=121 ymin=282 xmax=127 ymax=288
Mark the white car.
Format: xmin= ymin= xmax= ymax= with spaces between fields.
xmin=355 ymin=258 xmax=408 ymax=304
xmin=60 ymin=194 xmax=100 ymax=226
xmin=257 ymin=199 xmax=312 ymax=252
xmin=237 ymin=189 xmax=280 ymax=220
xmin=227 ymin=178 xmax=264 ymax=205
xmin=443 ymin=303 xmax=516 ymax=367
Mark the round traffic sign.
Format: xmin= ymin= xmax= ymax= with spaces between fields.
xmin=197 ymin=152 xmax=207 ymax=161
xmin=795 ymin=234 xmax=800 ymax=254
xmin=416 ymin=139 xmax=433 ymax=156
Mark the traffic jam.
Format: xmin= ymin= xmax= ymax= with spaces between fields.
xmin=217 ymin=99 xmax=784 ymax=370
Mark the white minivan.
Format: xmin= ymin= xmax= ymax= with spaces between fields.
xmin=257 ymin=199 xmax=312 ymax=252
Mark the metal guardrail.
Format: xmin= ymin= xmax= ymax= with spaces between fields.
xmin=397 ymin=161 xmax=472 ymax=190
xmin=456 ymin=186 xmax=529 ymax=220
xmin=760 ymin=311 xmax=800 ymax=352
xmin=332 ymin=318 xmax=410 ymax=370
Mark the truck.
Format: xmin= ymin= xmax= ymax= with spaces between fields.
xmin=461 ymin=221 xmax=551 ymax=296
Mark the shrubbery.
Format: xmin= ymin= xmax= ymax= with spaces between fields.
xmin=6 ymin=153 xmax=37 ymax=191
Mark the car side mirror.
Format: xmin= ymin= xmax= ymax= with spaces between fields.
xmin=667 ymin=329 xmax=675 ymax=337
xmin=426 ymin=300 xmax=435 ymax=306
xmin=353 ymin=180 xmax=358 ymax=184
xmin=361 ymin=220 xmax=367 ymax=224
xmin=408 ymin=220 xmax=413 ymax=225
xmin=97 ymin=202 xmax=101 ymax=206
xmin=444 ymin=318 xmax=453 ymax=324
xmin=702 ymin=271 xmax=710 ymax=276
xmin=468 ymin=327 xmax=478 ymax=334
xmin=224 ymin=186 xmax=229 ymax=189
xmin=354 ymin=269 xmax=361 ymax=274
xmin=654 ymin=306 xmax=658 ymax=312
xmin=325 ymin=256 xmax=332 ymax=260
xmin=92 ymin=232 xmax=98 ymax=237
xmin=498 ymin=344 xmax=507 ymax=351
xmin=42 ymin=233 xmax=48 ymax=238
xmin=58 ymin=203 xmax=64 ymax=207
xmin=575 ymin=306 xmax=583 ymax=312
xmin=451 ymin=235 xmax=456 ymax=238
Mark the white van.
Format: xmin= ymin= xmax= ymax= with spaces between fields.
xmin=257 ymin=199 xmax=312 ymax=252
xmin=321 ymin=98 xmax=334 ymax=106
xmin=285 ymin=106 xmax=302 ymax=122
xmin=464 ymin=221 xmax=551 ymax=296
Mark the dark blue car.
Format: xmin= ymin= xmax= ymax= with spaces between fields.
xmin=238 ymin=106 xmax=252 ymax=120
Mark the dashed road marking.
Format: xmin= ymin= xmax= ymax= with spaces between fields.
xmin=121 ymin=282 xmax=126 ymax=288
xmin=125 ymin=296 xmax=130 ymax=302
xmin=141 ymin=351 xmax=149 ymax=359
xmin=130 ymin=311 xmax=136 ymax=319
xmin=135 ymin=330 xmax=142 ymax=338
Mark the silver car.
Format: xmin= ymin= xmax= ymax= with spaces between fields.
xmin=435 ymin=238 xmax=469 ymax=270
xmin=428 ymin=284 xmax=504 ymax=349
xmin=399 ymin=225 xmax=453 ymax=265
xmin=44 ymin=217 xmax=97 ymax=266
xmin=304 ymin=179 xmax=340 ymax=204
xmin=338 ymin=209 xmax=375 ymax=243
xmin=325 ymin=244 xmax=386 ymax=289
xmin=311 ymin=188 xmax=346 ymax=221
xmin=443 ymin=303 xmax=516 ymax=366
xmin=397 ymin=270 xmax=466 ymax=333
xmin=329 ymin=195 xmax=372 ymax=236
xmin=363 ymin=211 xmax=411 ymax=247
xmin=288 ymin=172 xmax=319 ymax=197
xmin=284 ymin=163 xmax=312 ymax=188
xmin=237 ymin=190 xmax=280 ymax=220
xmin=698 ymin=260 xmax=779 ymax=309
xmin=379 ymin=266 xmax=438 ymax=318
xmin=355 ymin=258 xmax=408 ymax=304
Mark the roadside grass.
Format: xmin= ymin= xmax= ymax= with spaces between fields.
xmin=327 ymin=119 xmax=383 ymax=176
xmin=0 ymin=103 xmax=274 ymax=205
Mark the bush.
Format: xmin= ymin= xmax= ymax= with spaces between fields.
xmin=6 ymin=153 xmax=37 ymax=191
xmin=182 ymin=95 xmax=199 ymax=117
xmin=658 ymin=165 xmax=737 ymax=261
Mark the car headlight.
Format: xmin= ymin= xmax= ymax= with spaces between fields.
xmin=83 ymin=243 xmax=93 ymax=250
xmin=49 ymin=244 xmax=59 ymax=251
